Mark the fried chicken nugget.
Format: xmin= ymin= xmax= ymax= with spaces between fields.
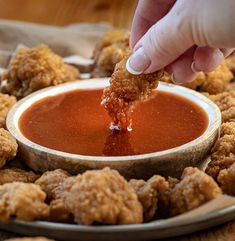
xmin=6 ymin=238 xmax=54 ymax=241
xmin=0 ymin=93 xmax=16 ymax=128
xmin=0 ymin=128 xmax=18 ymax=168
xmin=35 ymin=169 xmax=73 ymax=222
xmin=35 ymin=169 xmax=70 ymax=200
xmin=0 ymin=168 xmax=39 ymax=185
xmin=102 ymin=56 xmax=163 ymax=130
xmin=129 ymin=175 xmax=169 ymax=221
xmin=217 ymin=162 xmax=235 ymax=195
xmin=169 ymin=167 xmax=222 ymax=216
xmin=64 ymin=167 xmax=143 ymax=225
xmin=0 ymin=182 xmax=49 ymax=223
xmin=206 ymin=122 xmax=235 ymax=180
xmin=1 ymin=45 xmax=79 ymax=99
xmin=91 ymin=30 xmax=130 ymax=77
xmin=205 ymin=91 xmax=235 ymax=123
xmin=161 ymin=62 xmax=233 ymax=94
xmin=48 ymin=177 xmax=75 ymax=222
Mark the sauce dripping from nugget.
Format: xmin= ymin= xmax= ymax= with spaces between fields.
xmin=101 ymin=55 xmax=163 ymax=131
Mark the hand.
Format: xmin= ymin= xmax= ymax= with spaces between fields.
xmin=128 ymin=0 xmax=235 ymax=83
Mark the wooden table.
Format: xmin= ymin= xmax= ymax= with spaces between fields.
xmin=0 ymin=0 xmax=137 ymax=28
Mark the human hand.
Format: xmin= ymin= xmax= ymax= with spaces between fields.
xmin=127 ymin=0 xmax=235 ymax=83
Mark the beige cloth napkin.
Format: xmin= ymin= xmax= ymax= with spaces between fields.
xmin=0 ymin=19 xmax=112 ymax=68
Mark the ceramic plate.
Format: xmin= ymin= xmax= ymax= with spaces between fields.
xmin=1 ymin=196 xmax=235 ymax=241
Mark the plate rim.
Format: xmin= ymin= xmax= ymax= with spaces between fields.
xmin=9 ymin=202 xmax=235 ymax=233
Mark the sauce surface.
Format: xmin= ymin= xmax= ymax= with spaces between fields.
xmin=19 ymin=89 xmax=208 ymax=156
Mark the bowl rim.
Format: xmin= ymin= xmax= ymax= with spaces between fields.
xmin=6 ymin=78 xmax=221 ymax=162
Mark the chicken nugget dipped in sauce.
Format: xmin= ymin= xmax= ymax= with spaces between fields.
xmin=101 ymin=55 xmax=163 ymax=131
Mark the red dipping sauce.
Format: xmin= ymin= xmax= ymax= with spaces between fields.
xmin=19 ymin=89 xmax=208 ymax=156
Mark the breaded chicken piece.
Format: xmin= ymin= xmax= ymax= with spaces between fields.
xmin=1 ymin=45 xmax=79 ymax=99
xmin=35 ymin=169 xmax=70 ymax=200
xmin=205 ymin=91 xmax=235 ymax=123
xmin=0 ymin=182 xmax=49 ymax=223
xmin=169 ymin=167 xmax=222 ymax=216
xmin=185 ymin=63 xmax=233 ymax=94
xmin=48 ymin=198 xmax=72 ymax=222
xmin=48 ymin=177 xmax=75 ymax=222
xmin=64 ymin=167 xmax=143 ymax=225
xmin=161 ymin=62 xmax=233 ymax=94
xmin=206 ymin=122 xmax=235 ymax=180
xmin=0 ymin=128 xmax=18 ymax=168
xmin=35 ymin=169 xmax=73 ymax=222
xmin=0 ymin=168 xmax=39 ymax=185
xmin=6 ymin=238 xmax=54 ymax=241
xmin=206 ymin=156 xmax=235 ymax=182
xmin=220 ymin=121 xmax=235 ymax=136
xmin=168 ymin=176 xmax=180 ymax=189
xmin=102 ymin=56 xmax=163 ymax=130
xmin=91 ymin=30 xmax=130 ymax=77
xmin=129 ymin=175 xmax=169 ymax=221
xmin=226 ymin=52 xmax=235 ymax=74
xmin=94 ymin=30 xmax=129 ymax=54
xmin=0 ymin=93 xmax=16 ymax=128
xmin=217 ymin=162 xmax=235 ymax=195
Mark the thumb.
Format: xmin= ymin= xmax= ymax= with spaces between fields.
xmin=128 ymin=1 xmax=194 ymax=73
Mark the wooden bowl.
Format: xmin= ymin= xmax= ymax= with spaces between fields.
xmin=7 ymin=79 xmax=221 ymax=179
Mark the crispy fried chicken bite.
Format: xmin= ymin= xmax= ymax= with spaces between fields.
xmin=206 ymin=122 xmax=235 ymax=180
xmin=48 ymin=177 xmax=75 ymax=222
xmin=0 ymin=93 xmax=16 ymax=128
xmin=169 ymin=167 xmax=222 ymax=216
xmin=185 ymin=63 xmax=232 ymax=94
xmin=35 ymin=169 xmax=73 ymax=222
xmin=217 ymin=162 xmax=235 ymax=195
xmin=94 ymin=30 xmax=129 ymax=54
xmin=48 ymin=198 xmax=72 ymax=222
xmin=102 ymin=56 xmax=163 ymax=130
xmin=129 ymin=175 xmax=169 ymax=221
xmin=207 ymin=156 xmax=235 ymax=182
xmin=0 ymin=168 xmax=39 ymax=185
xmin=168 ymin=176 xmax=180 ymax=189
xmin=64 ymin=167 xmax=143 ymax=225
xmin=0 ymin=182 xmax=49 ymax=223
xmin=6 ymin=238 xmax=54 ymax=241
xmin=161 ymin=62 xmax=233 ymax=94
xmin=0 ymin=128 xmax=18 ymax=168
xmin=35 ymin=169 xmax=70 ymax=200
xmin=205 ymin=91 xmax=235 ymax=123
xmin=91 ymin=30 xmax=130 ymax=77
xmin=1 ymin=45 xmax=80 ymax=99
xmin=211 ymin=123 xmax=235 ymax=159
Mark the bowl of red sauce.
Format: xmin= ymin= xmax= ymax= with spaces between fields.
xmin=7 ymin=79 xmax=221 ymax=179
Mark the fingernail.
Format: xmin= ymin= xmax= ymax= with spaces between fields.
xmin=191 ymin=62 xmax=200 ymax=73
xmin=171 ymin=73 xmax=183 ymax=84
xmin=126 ymin=47 xmax=151 ymax=75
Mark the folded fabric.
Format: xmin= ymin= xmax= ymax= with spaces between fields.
xmin=0 ymin=20 xmax=112 ymax=67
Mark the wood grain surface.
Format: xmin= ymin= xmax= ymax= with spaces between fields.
xmin=0 ymin=0 xmax=137 ymax=28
